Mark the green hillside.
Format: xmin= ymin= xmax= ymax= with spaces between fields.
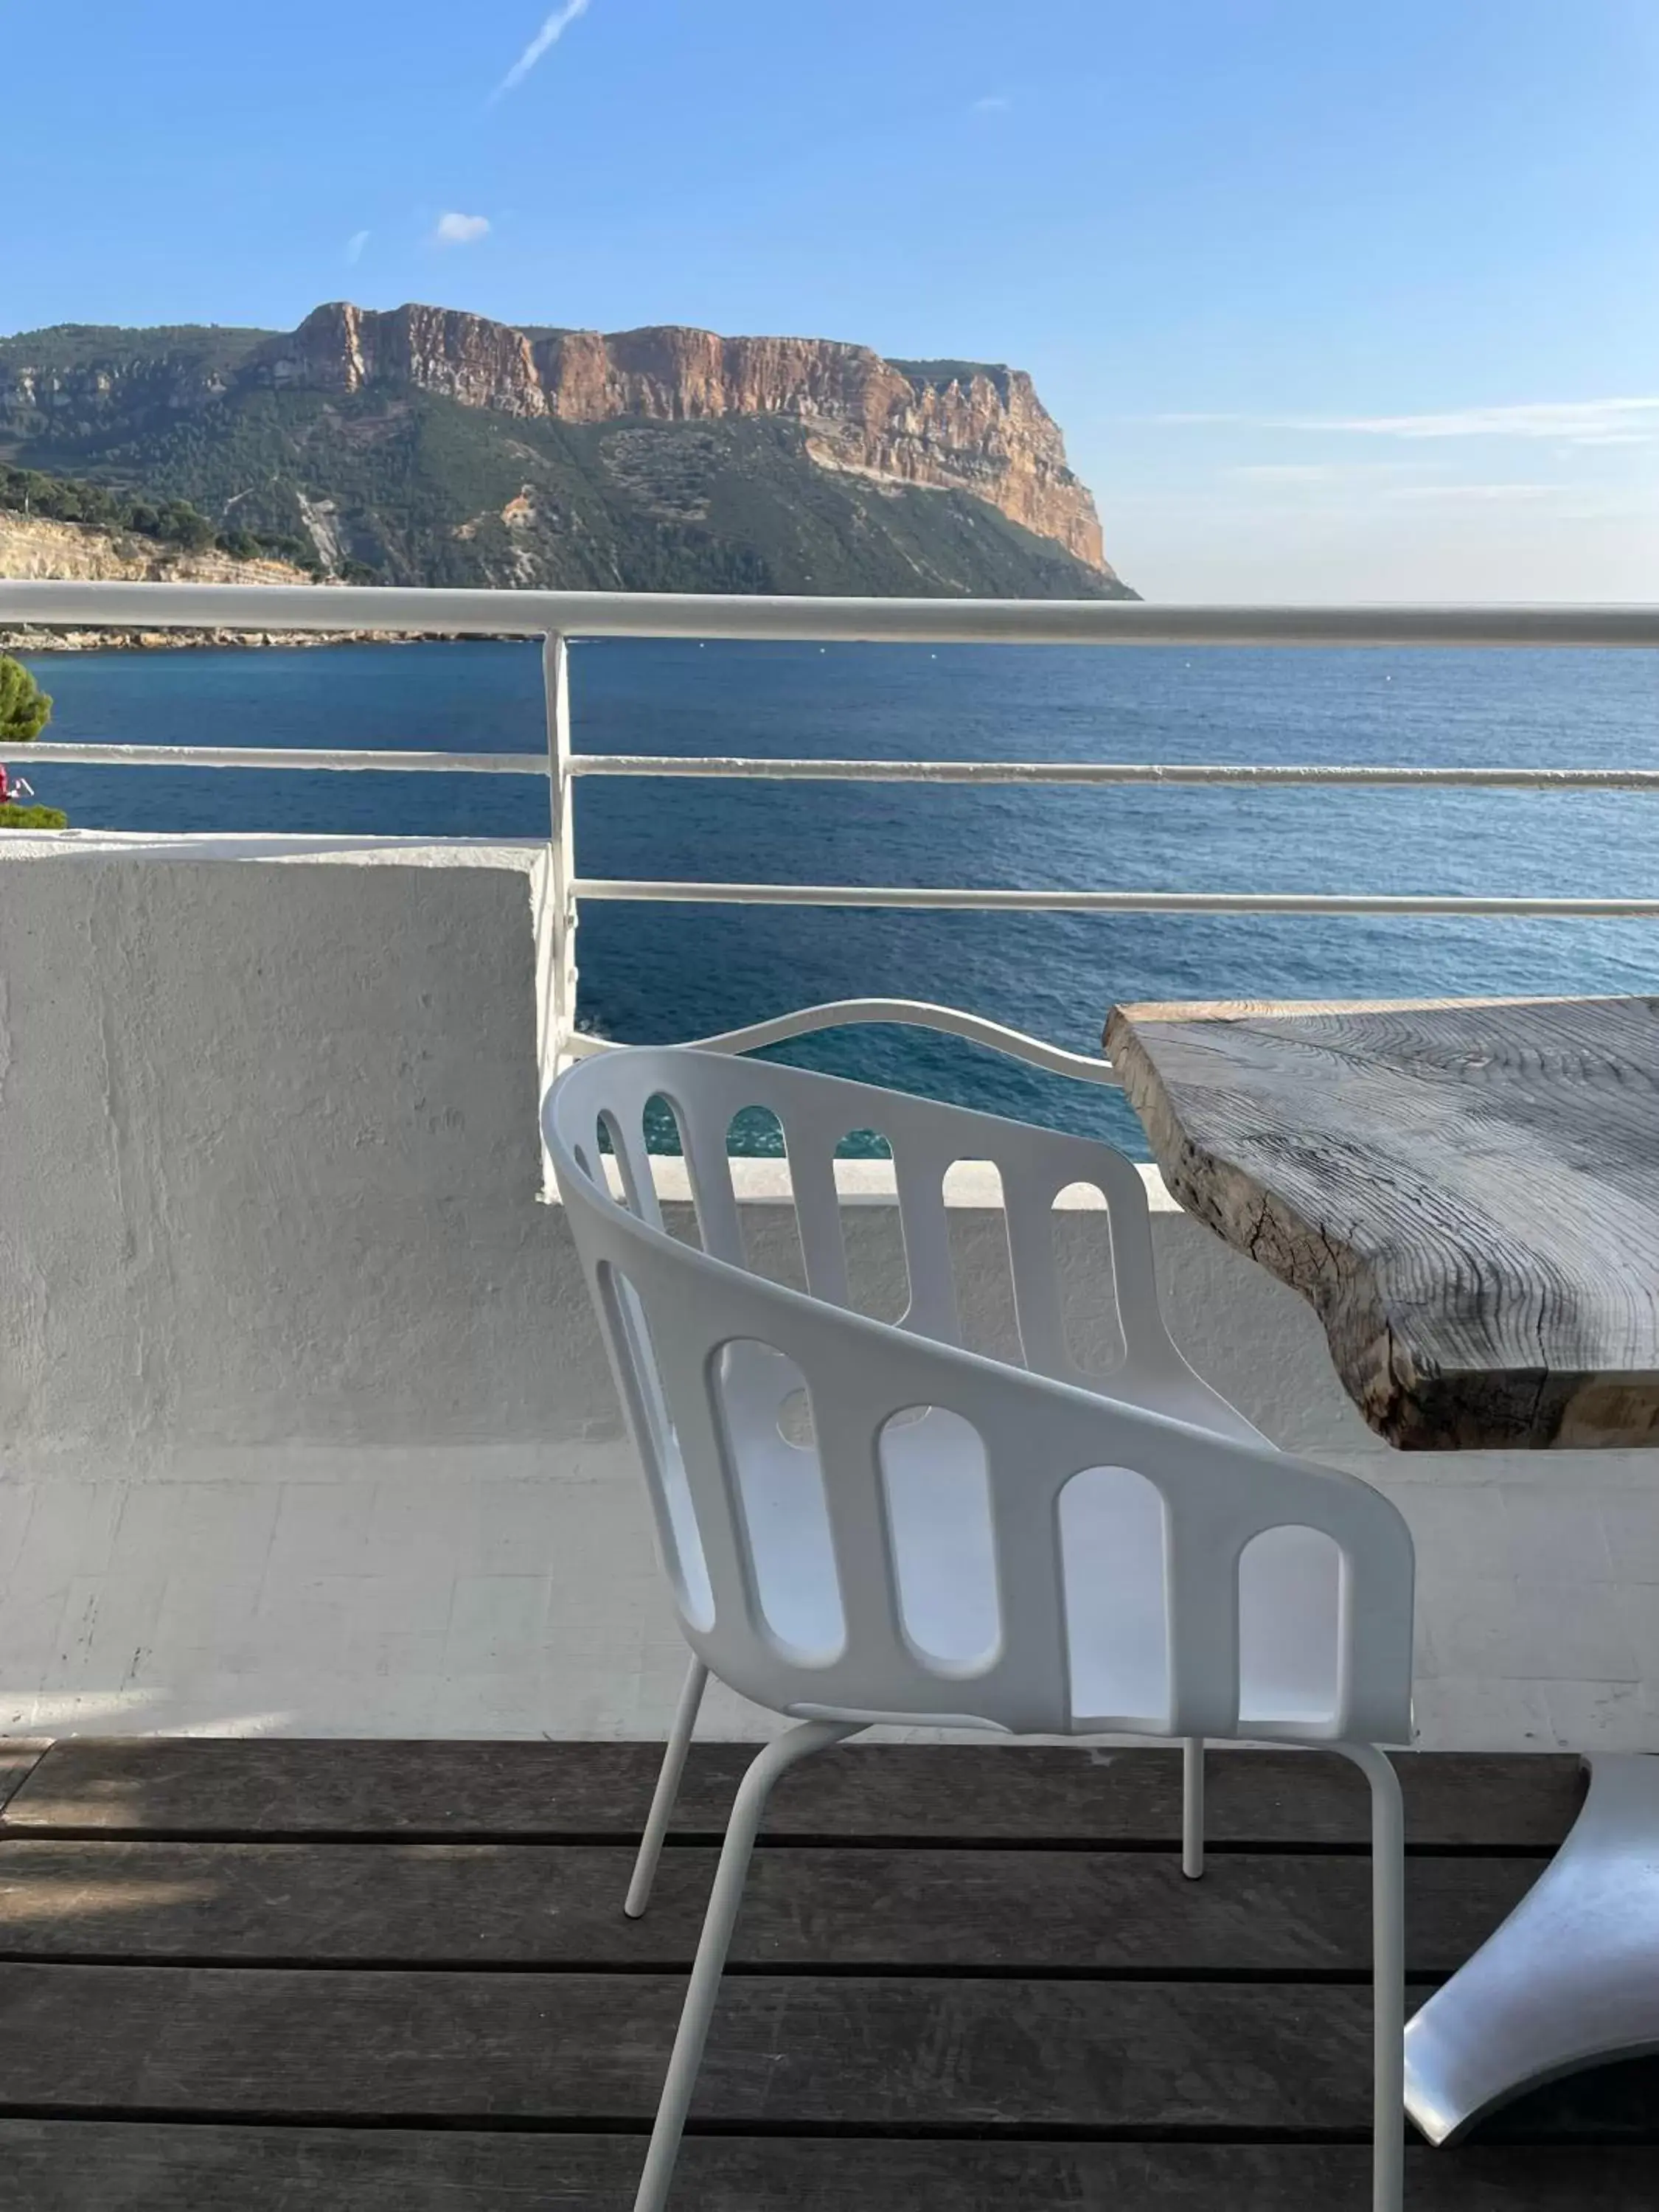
xmin=0 ymin=324 xmax=273 ymax=377
xmin=4 ymin=384 xmax=1124 ymax=597
xmin=0 ymin=459 xmax=319 ymax=570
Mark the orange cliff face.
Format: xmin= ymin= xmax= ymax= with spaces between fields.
xmin=254 ymin=303 xmax=1112 ymax=574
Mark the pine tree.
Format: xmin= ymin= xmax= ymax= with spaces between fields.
xmin=0 ymin=655 xmax=52 ymax=744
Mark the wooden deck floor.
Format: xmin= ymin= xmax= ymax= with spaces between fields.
xmin=0 ymin=1739 xmax=1655 ymax=2208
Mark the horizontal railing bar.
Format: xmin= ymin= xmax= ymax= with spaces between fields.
xmin=573 ymin=879 xmax=1659 ymax=917
xmin=18 ymin=743 xmax=546 ymax=774
xmin=572 ymin=755 xmax=1659 ymax=793
xmin=4 ymin=580 xmax=1659 ymax=649
xmin=26 ymin=745 xmax=1658 ymax=794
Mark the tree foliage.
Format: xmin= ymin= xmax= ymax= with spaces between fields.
xmin=0 ymin=655 xmax=52 ymax=743
xmin=0 ymin=803 xmax=68 ymax=830
xmin=0 ymin=463 xmax=320 ymax=570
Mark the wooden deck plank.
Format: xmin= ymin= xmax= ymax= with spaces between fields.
xmin=0 ymin=1840 xmax=1537 ymax=1974
xmin=0 ymin=1746 xmax=47 ymax=1818
xmin=1 ymin=1741 xmax=1585 ymax=1848
xmin=0 ymin=1964 xmax=1374 ymax=2127
xmin=4 ymin=2128 xmax=1658 ymax=2212
xmin=0 ymin=1962 xmax=1652 ymax=2138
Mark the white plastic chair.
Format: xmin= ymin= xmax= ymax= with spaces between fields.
xmin=543 ymin=1046 xmax=1415 ymax=2212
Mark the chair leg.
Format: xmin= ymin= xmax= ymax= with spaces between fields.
xmin=633 ymin=1719 xmax=858 ymax=2212
xmin=626 ymin=1657 xmax=710 ymax=1919
xmin=1338 ymin=1743 xmax=1406 ymax=2212
xmin=1182 ymin=1737 xmax=1205 ymax=1879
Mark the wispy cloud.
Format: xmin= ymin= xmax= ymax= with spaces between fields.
xmin=490 ymin=0 xmax=590 ymax=102
xmin=434 ymin=211 xmax=490 ymax=246
xmin=1225 ymin=462 xmax=1571 ymax=509
xmin=1388 ymin=481 xmax=1556 ymax=503
xmin=1291 ymin=399 xmax=1659 ymax=445
xmin=344 ymin=229 xmax=371 ymax=266
xmin=1230 ymin=462 xmax=1411 ymax=486
xmin=1158 ymin=397 xmax=1659 ymax=447
xmin=971 ymin=94 xmax=1011 ymax=113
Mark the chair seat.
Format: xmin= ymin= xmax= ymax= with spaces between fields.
xmin=707 ymin=1398 xmax=1342 ymax=1731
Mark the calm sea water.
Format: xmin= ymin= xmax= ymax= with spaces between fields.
xmin=23 ymin=638 xmax=1659 ymax=1152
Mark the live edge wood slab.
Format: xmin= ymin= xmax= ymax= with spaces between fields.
xmin=1104 ymin=994 xmax=1659 ymax=1450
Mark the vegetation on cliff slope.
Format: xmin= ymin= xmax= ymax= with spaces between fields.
xmin=1 ymin=319 xmax=1133 ymax=599
xmin=0 ymin=324 xmax=271 ymax=379
xmin=7 ymin=388 xmax=1121 ymax=597
xmin=1 ymin=462 xmax=321 ymax=570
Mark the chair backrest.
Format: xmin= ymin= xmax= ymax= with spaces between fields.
xmin=545 ymin=1047 xmax=1414 ymax=1742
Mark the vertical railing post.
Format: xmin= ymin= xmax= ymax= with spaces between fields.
xmin=543 ymin=629 xmax=579 ymax=1074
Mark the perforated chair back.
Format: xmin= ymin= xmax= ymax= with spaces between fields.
xmin=546 ymin=1047 xmax=1413 ymax=1744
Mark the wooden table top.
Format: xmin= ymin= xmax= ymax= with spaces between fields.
xmin=1104 ymin=994 xmax=1659 ymax=1450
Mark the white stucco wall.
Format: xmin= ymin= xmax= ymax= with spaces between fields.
xmin=1 ymin=838 xmax=615 ymax=1472
xmin=2 ymin=838 xmax=1656 ymax=1750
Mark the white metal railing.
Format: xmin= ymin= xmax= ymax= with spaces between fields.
xmin=6 ymin=579 xmax=1659 ymax=1088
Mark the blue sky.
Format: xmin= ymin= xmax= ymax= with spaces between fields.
xmin=7 ymin=0 xmax=1655 ymax=599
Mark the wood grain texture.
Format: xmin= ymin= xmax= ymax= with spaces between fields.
xmin=0 ymin=1841 xmax=1535 ymax=1974
xmin=0 ymin=1745 xmax=46 ymax=1817
xmin=1 ymin=1740 xmax=1585 ymax=1848
xmin=0 ymin=1963 xmax=1379 ymax=2127
xmin=0 ymin=1964 xmax=1653 ymax=2140
xmin=1105 ymin=993 xmax=1659 ymax=1448
xmin=4 ymin=2129 xmax=1658 ymax=2212
xmin=0 ymin=1740 xmax=1646 ymax=2202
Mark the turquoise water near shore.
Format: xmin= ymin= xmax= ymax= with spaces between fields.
xmin=22 ymin=637 xmax=1659 ymax=1152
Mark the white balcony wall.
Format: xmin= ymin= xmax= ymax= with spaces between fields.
xmin=3 ymin=839 xmax=1657 ymax=1750
xmin=2 ymin=840 xmax=615 ymax=1463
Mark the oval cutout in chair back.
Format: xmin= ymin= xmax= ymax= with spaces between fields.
xmin=879 ymin=1405 xmax=1000 ymax=1672
xmin=726 ymin=1106 xmax=809 ymax=1289
xmin=595 ymin=1262 xmax=714 ymax=1631
xmin=1059 ymin=1464 xmax=1170 ymax=1727
xmin=712 ymin=1338 xmax=845 ymax=1665
xmin=1051 ymin=1183 xmax=1128 ymax=1376
xmin=1239 ymin=1524 xmax=1342 ymax=1728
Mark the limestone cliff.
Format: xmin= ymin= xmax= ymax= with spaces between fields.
xmin=0 ymin=307 xmax=1130 ymax=599
xmin=0 ymin=512 xmax=342 ymax=650
xmin=252 ymin=303 xmax=1111 ymax=572
xmin=0 ymin=511 xmax=306 ymax=588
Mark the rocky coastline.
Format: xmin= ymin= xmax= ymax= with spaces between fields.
xmin=0 ymin=512 xmax=417 ymax=652
xmin=0 ymin=626 xmax=417 ymax=653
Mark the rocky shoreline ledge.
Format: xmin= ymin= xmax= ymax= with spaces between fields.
xmin=0 ymin=626 xmax=421 ymax=653
xmin=0 ymin=513 xmax=422 ymax=653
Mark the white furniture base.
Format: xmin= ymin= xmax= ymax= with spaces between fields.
xmin=1405 ymin=1754 xmax=1659 ymax=2144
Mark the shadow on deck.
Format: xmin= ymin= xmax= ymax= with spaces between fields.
xmin=0 ymin=1739 xmax=1652 ymax=2208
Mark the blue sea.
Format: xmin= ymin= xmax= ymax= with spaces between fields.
xmin=21 ymin=638 xmax=1659 ymax=1153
